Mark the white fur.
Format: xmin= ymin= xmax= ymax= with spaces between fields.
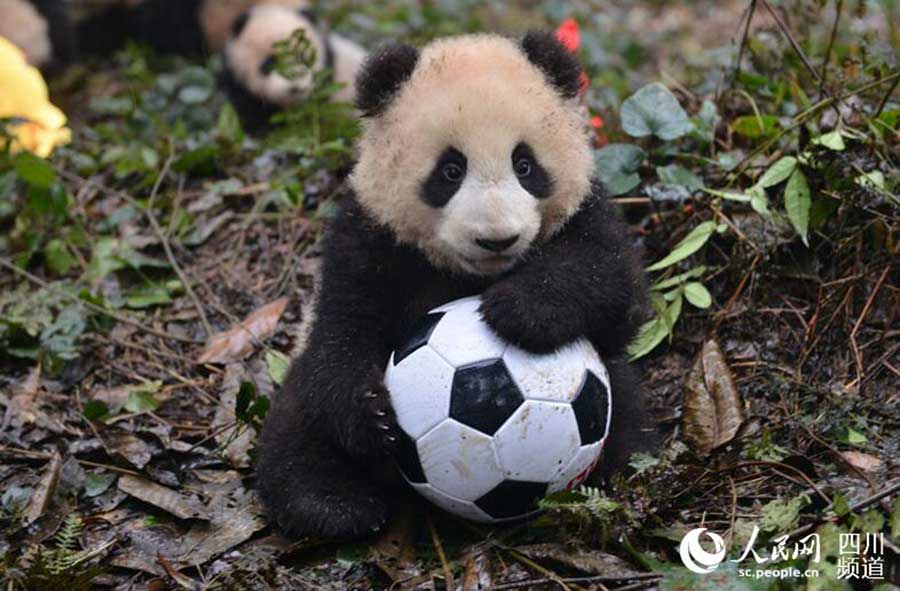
xmin=0 ymin=0 xmax=51 ymax=67
xmin=224 ymin=3 xmax=366 ymax=107
xmin=351 ymin=34 xmax=593 ymax=276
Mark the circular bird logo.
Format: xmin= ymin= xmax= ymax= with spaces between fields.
xmin=679 ymin=528 xmax=726 ymax=574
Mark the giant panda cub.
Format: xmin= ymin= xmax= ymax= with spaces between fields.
xmin=223 ymin=3 xmax=367 ymax=130
xmin=257 ymin=32 xmax=653 ymax=539
xmin=0 ymin=0 xmax=75 ymax=70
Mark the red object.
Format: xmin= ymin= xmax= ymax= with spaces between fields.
xmin=555 ymin=18 xmax=581 ymax=53
xmin=590 ymin=115 xmax=604 ymax=129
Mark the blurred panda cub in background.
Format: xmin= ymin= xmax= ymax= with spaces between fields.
xmin=0 ymin=0 xmax=75 ymax=70
xmin=74 ymin=0 xmax=368 ymax=130
xmin=223 ymin=3 xmax=367 ymax=130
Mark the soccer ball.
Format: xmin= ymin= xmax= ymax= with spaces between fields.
xmin=385 ymin=296 xmax=612 ymax=523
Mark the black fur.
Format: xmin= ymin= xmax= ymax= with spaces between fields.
xmin=231 ymin=11 xmax=250 ymax=39
xmin=77 ymin=0 xmax=207 ymax=57
xmin=419 ymin=147 xmax=467 ymax=208
xmin=27 ymin=0 xmax=76 ymax=68
xmin=220 ymin=66 xmax=282 ymax=134
xmin=257 ymin=183 xmax=653 ymax=540
xmin=520 ymin=31 xmax=583 ymax=99
xmin=512 ymin=142 xmax=554 ymax=199
xmin=355 ymin=43 xmax=419 ymax=117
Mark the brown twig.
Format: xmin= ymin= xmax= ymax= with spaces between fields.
xmin=718 ymin=461 xmax=831 ymax=505
xmin=846 ymin=265 xmax=890 ymax=389
xmin=427 ymin=517 xmax=454 ymax=591
xmin=819 ymin=0 xmax=844 ymax=96
xmin=492 ymin=574 xmax=661 ymax=591
xmin=732 ymin=0 xmax=757 ymax=88
xmin=874 ymin=70 xmax=900 ymax=119
xmin=785 ymin=481 xmax=900 ymax=540
xmin=758 ymin=0 xmax=842 ymax=114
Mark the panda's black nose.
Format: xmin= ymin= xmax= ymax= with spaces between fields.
xmin=475 ymin=235 xmax=519 ymax=253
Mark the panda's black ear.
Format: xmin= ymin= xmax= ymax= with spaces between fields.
xmin=231 ymin=11 xmax=250 ymax=38
xmin=521 ymin=31 xmax=582 ymax=99
xmin=299 ymin=8 xmax=318 ymax=25
xmin=355 ymin=43 xmax=419 ymax=117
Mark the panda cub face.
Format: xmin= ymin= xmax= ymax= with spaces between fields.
xmin=351 ymin=34 xmax=593 ymax=277
xmin=225 ymin=4 xmax=325 ymax=107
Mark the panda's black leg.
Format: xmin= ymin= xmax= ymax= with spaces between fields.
xmin=257 ymin=431 xmax=391 ymax=539
xmin=597 ymin=357 xmax=657 ymax=477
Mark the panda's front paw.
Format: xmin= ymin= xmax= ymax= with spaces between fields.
xmin=480 ymin=282 xmax=575 ymax=354
xmin=347 ymin=367 xmax=400 ymax=460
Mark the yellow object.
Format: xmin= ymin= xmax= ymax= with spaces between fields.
xmin=0 ymin=36 xmax=70 ymax=157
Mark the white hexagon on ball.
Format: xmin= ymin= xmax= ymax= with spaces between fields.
xmin=503 ymin=339 xmax=590 ymax=402
xmin=493 ymin=401 xmax=581 ymax=482
xmin=427 ymin=297 xmax=507 ymax=367
xmin=416 ymin=419 xmax=504 ymax=501
xmin=385 ymin=346 xmax=455 ymax=439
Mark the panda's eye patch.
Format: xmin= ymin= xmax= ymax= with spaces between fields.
xmin=442 ymin=162 xmax=465 ymax=183
xmin=420 ymin=147 xmax=467 ymax=208
xmin=512 ymin=142 xmax=553 ymax=199
xmin=514 ymin=157 xmax=532 ymax=178
xmin=260 ymin=55 xmax=276 ymax=75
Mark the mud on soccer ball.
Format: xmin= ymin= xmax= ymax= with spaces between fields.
xmin=384 ymin=296 xmax=612 ymax=523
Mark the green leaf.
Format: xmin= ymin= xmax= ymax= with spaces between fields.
xmin=178 ymin=85 xmax=212 ymax=104
xmin=83 ymin=473 xmax=116 ymax=497
xmin=761 ymin=494 xmax=809 ymax=533
xmin=890 ymin=497 xmax=899 ymax=538
xmin=593 ymin=144 xmax=646 ymax=196
xmin=703 ymin=188 xmax=752 ymax=202
xmin=784 ymin=168 xmax=811 ymax=245
xmin=620 ymin=83 xmax=693 ymax=140
xmin=843 ymin=426 xmax=867 ymax=447
xmin=217 ymin=103 xmax=245 ymax=146
xmin=650 ymin=265 xmax=707 ymax=291
xmin=857 ymin=170 xmax=885 ymax=191
xmin=14 ymin=152 xmax=57 ymax=188
xmin=124 ymin=381 xmax=161 ymax=413
xmin=646 ymin=221 xmax=717 ymax=272
xmin=748 ymin=187 xmax=770 ymax=218
xmin=627 ymin=317 xmax=669 ymax=360
xmin=45 ymin=239 xmax=76 ymax=275
xmin=755 ymin=156 xmax=797 ymax=189
xmin=657 ymin=164 xmax=704 ymax=193
xmin=732 ymin=114 xmax=779 ymax=138
xmin=628 ymin=295 xmax=682 ymax=359
xmin=125 ymin=284 xmax=172 ymax=309
xmin=266 ymin=350 xmax=290 ymax=385
xmin=83 ymin=400 xmax=109 ymax=421
xmin=813 ymin=130 xmax=846 ymax=151
xmin=852 ymin=509 xmax=885 ymax=534
xmin=832 ymin=494 xmax=850 ymax=517
xmin=683 ymin=282 xmax=712 ymax=309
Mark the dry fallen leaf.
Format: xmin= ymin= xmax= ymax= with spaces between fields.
xmin=683 ymin=339 xmax=744 ymax=455
xmin=840 ymin=451 xmax=882 ymax=473
xmin=515 ymin=543 xmax=639 ymax=578
xmin=197 ymin=297 xmax=289 ymax=364
xmin=459 ymin=547 xmax=494 ymax=591
xmin=118 ymin=474 xmax=210 ymax=521
xmin=6 ymin=363 xmax=41 ymax=427
xmin=23 ymin=450 xmax=62 ymax=525
xmin=107 ymin=431 xmax=155 ymax=469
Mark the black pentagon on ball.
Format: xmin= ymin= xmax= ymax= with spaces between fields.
xmin=475 ymin=480 xmax=548 ymax=519
xmin=449 ymin=360 xmax=524 ymax=436
xmin=395 ymin=429 xmax=426 ymax=484
xmin=393 ymin=312 xmax=445 ymax=364
xmin=571 ymin=371 xmax=610 ymax=445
